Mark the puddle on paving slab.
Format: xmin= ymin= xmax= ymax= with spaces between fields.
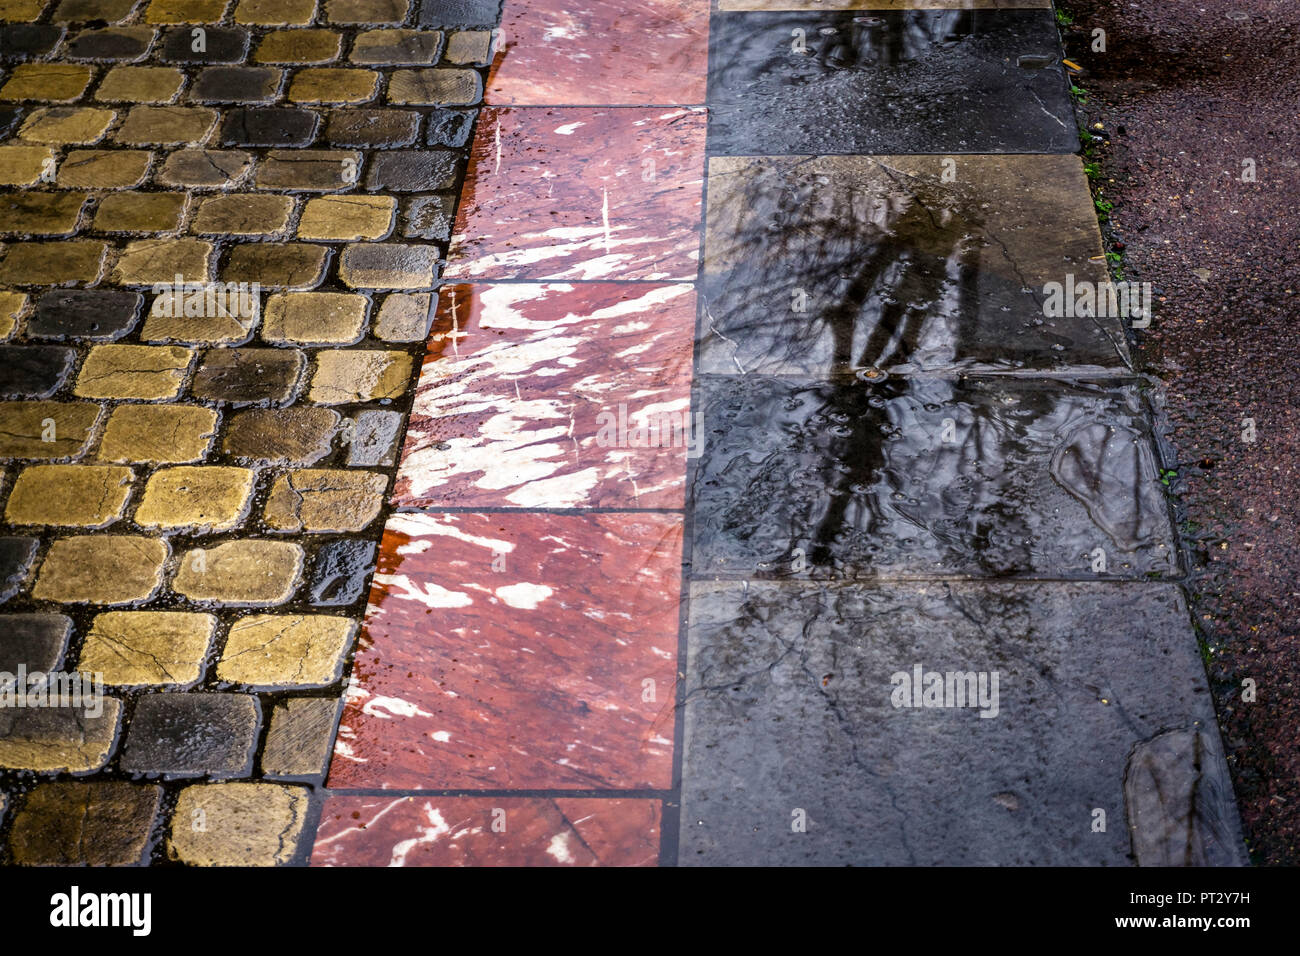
xmin=445 ymin=107 xmax=706 ymax=281
xmin=691 ymin=376 xmax=1175 ymax=579
xmin=701 ymin=154 xmax=1123 ymax=376
xmin=707 ymin=9 xmax=1077 ymax=154
xmin=680 ymin=580 xmax=1237 ymax=865
xmin=1124 ymin=727 xmax=1247 ymax=867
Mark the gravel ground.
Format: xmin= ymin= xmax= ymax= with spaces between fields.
xmin=1061 ymin=0 xmax=1300 ymax=864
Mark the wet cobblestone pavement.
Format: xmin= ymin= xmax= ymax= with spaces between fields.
xmin=0 ymin=0 xmax=1253 ymax=868
xmin=0 ymin=0 xmax=500 ymax=865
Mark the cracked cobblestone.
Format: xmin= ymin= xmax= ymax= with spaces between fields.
xmin=167 ymin=782 xmax=307 ymax=866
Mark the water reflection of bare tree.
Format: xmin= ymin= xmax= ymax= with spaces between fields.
xmin=705 ymin=156 xmax=985 ymax=376
xmin=706 ymin=379 xmax=1062 ymax=577
xmin=704 ymin=12 xmax=995 ymax=375
xmin=813 ymin=11 xmax=974 ymax=70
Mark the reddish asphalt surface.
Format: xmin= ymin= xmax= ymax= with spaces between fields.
xmin=1064 ymin=0 xmax=1300 ymax=864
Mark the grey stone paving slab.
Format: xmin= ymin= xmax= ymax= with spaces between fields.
xmin=691 ymin=375 xmax=1177 ymax=580
xmin=700 ymin=154 xmax=1127 ymax=377
xmin=679 ymin=580 xmax=1246 ymax=866
xmin=707 ymin=10 xmax=1077 ymax=154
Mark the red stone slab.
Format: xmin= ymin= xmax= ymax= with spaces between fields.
xmin=488 ymin=0 xmax=710 ymax=106
xmin=445 ymin=107 xmax=706 ymax=281
xmin=394 ymin=282 xmax=697 ymax=510
xmin=327 ymin=512 xmax=682 ymax=790
xmin=312 ymin=795 xmax=661 ymax=866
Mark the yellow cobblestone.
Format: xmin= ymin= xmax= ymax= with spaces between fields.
xmin=0 ymin=401 xmax=102 ymax=460
xmin=255 ymin=30 xmax=342 ymax=64
xmin=96 ymin=66 xmax=186 ymax=104
xmin=75 ymin=344 xmax=193 ymax=400
xmin=78 ymin=611 xmax=216 ymax=687
xmin=134 ymin=465 xmax=255 ymax=532
xmin=263 ymin=468 xmax=386 ymax=532
xmin=93 ymin=192 xmax=187 ymax=233
xmin=167 ymin=783 xmax=308 ymax=866
xmin=0 ymin=146 xmax=54 ymax=186
xmin=235 ymin=0 xmax=317 ymax=24
xmin=288 ymin=68 xmax=379 ymax=104
xmin=0 ymin=65 xmax=94 ymax=103
xmin=262 ymin=291 xmax=367 ymax=344
xmin=144 ymin=0 xmax=231 ymax=23
xmin=58 ymin=149 xmax=152 ymax=189
xmin=217 ymin=613 xmax=356 ymax=687
xmin=171 ymin=539 xmax=303 ymax=605
xmin=18 ymin=107 xmax=115 ymax=144
xmin=308 ymin=348 xmax=411 ymax=403
xmin=4 ymin=464 xmax=133 ymax=528
xmin=33 ymin=535 xmax=168 ymax=604
xmin=112 ymin=238 xmax=213 ymax=285
xmin=0 ymin=290 xmax=25 ymax=339
xmin=0 ymin=241 xmax=106 ymax=284
xmin=297 ymin=194 xmax=394 ymax=240
xmin=96 ymin=404 xmax=218 ymax=463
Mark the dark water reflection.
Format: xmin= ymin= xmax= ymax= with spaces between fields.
xmin=707 ymin=9 xmax=1078 ymax=154
xmin=701 ymin=155 xmax=1123 ymax=377
xmin=691 ymin=375 xmax=1174 ymax=579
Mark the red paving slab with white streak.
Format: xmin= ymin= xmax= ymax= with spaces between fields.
xmin=488 ymin=0 xmax=710 ymax=105
xmin=444 ymin=107 xmax=706 ymax=281
xmin=394 ymin=282 xmax=696 ymax=510
xmin=325 ymin=512 xmax=682 ymax=792
xmin=314 ymin=796 xmax=661 ymax=866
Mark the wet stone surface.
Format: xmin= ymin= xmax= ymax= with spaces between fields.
xmin=707 ymin=10 xmax=1077 ymax=155
xmin=159 ymin=27 xmax=251 ymax=63
xmin=308 ymin=537 xmax=377 ymax=605
xmin=167 ymin=782 xmax=308 ymax=866
xmin=32 ymin=535 xmax=168 ymax=605
xmin=692 ymin=375 xmax=1177 ymax=580
xmin=0 ymin=698 xmax=122 ymax=773
xmin=701 ymin=154 xmax=1122 ymax=376
xmin=0 ymin=0 xmax=1247 ymax=872
xmin=0 ymin=345 xmax=75 ymax=398
xmin=262 ymin=696 xmax=343 ymax=778
xmin=1125 ymin=727 xmax=1245 ymax=867
xmin=8 ymin=782 xmax=160 ymax=866
xmin=189 ymin=347 xmax=306 ymax=405
xmin=0 ymin=536 xmax=39 ymax=601
xmin=220 ymin=106 xmax=320 ymax=146
xmin=0 ymin=612 xmax=71 ymax=672
xmin=120 ymin=693 xmax=261 ymax=778
xmin=77 ymin=611 xmax=216 ymax=687
xmin=680 ymin=581 xmax=1241 ymax=866
xmin=345 ymin=408 xmax=403 ymax=465
xmin=222 ymin=406 xmax=341 ymax=464
xmin=313 ymin=795 xmax=661 ymax=866
xmin=417 ymin=0 xmax=502 ymax=30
